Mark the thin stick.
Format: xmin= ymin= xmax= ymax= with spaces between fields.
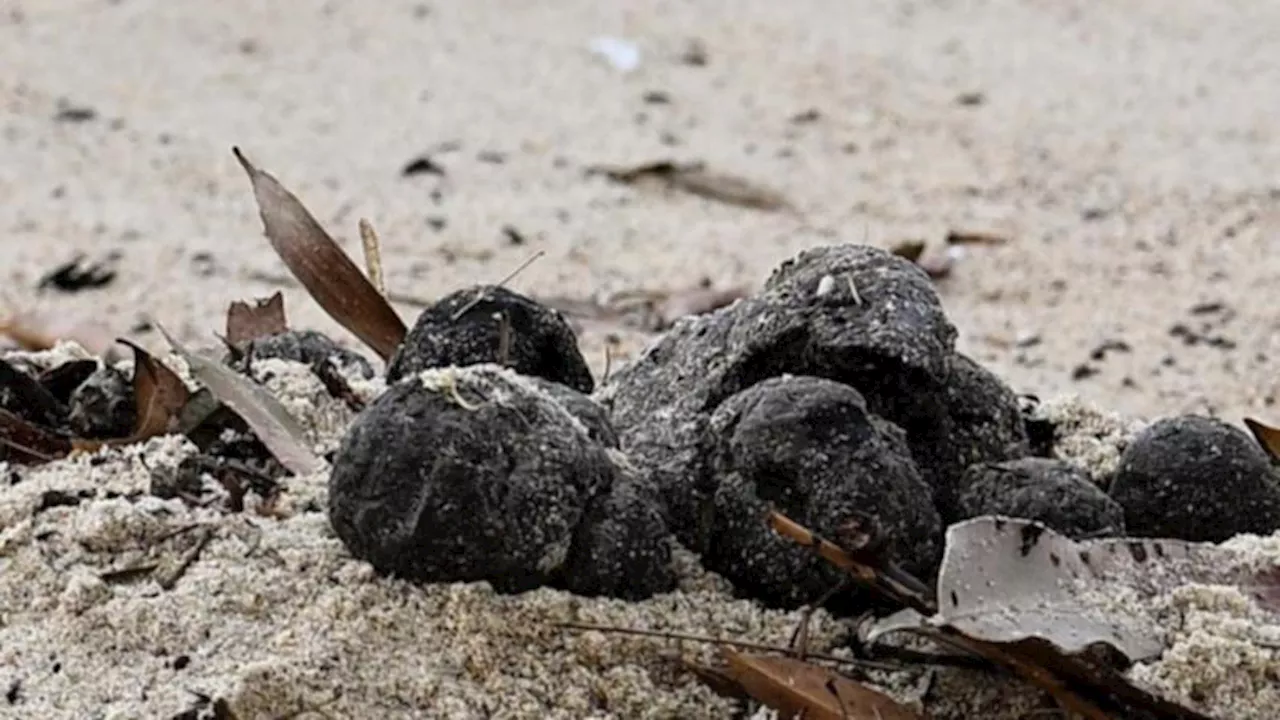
xmin=601 ymin=344 xmax=614 ymax=385
xmin=789 ymin=578 xmax=851 ymax=659
xmin=157 ymin=528 xmax=214 ymax=590
xmin=450 ymin=250 xmax=547 ymax=321
xmin=554 ymin=622 xmax=904 ymax=672
xmin=358 ymin=219 xmax=386 ymax=297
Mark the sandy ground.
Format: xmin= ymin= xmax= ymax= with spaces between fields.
xmin=2 ymin=1 xmax=1280 ymax=719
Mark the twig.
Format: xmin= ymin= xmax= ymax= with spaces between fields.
xmin=157 ymin=528 xmax=214 ymax=590
xmin=99 ymin=562 xmax=160 ymax=584
xmin=768 ymin=510 xmax=935 ymax=615
xmin=554 ymin=621 xmax=904 ymax=672
xmin=788 ymin=578 xmax=851 ymax=659
xmin=450 ymin=250 xmax=546 ymax=321
xmin=358 ymin=219 xmax=386 ymax=297
xmin=602 ymin=344 xmax=613 ymax=385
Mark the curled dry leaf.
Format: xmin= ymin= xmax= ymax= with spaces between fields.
xmin=118 ymin=339 xmax=190 ymax=440
xmin=721 ymin=650 xmax=923 ymax=720
xmin=1243 ymin=417 xmax=1280 ymax=461
xmin=590 ymin=160 xmax=792 ymax=212
xmin=233 ymin=148 xmax=406 ymax=361
xmin=225 ymin=292 xmax=289 ymax=347
xmin=156 ymin=323 xmax=323 ymax=476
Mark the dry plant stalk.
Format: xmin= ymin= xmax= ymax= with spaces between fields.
xmin=358 ymin=218 xmax=386 ymax=297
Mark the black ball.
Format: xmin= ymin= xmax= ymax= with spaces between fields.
xmin=386 ymin=285 xmax=593 ymax=393
xmin=1110 ymin=415 xmax=1280 ymax=542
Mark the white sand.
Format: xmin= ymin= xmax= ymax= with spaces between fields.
xmin=3 ymin=1 xmax=1280 ymax=718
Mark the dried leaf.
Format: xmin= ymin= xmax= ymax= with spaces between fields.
xmin=946 ymin=230 xmax=1009 ymax=246
xmin=225 ymin=292 xmax=288 ymax=346
xmin=1244 ymin=418 xmax=1280 ymax=461
xmin=37 ymin=359 xmax=99 ymax=403
xmin=0 ymin=358 xmax=65 ymax=428
xmin=888 ymin=240 xmax=927 ymax=263
xmin=156 ymin=323 xmax=323 ymax=476
xmin=233 ymin=148 xmax=406 ymax=361
xmin=682 ymin=659 xmax=750 ymax=702
xmin=779 ymin=512 xmax=1222 ymax=720
xmin=119 ymin=339 xmax=190 ymax=439
xmin=591 ymin=160 xmax=792 ymax=211
xmin=722 ymin=650 xmax=922 ymax=720
xmin=0 ymin=408 xmax=73 ymax=463
xmin=928 ymin=517 xmax=1237 ymax=661
xmin=0 ymin=309 xmax=120 ymax=359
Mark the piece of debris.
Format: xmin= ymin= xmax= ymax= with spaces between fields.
xmin=588 ymin=160 xmax=791 ymax=211
xmin=677 ymin=37 xmax=709 ymax=66
xmin=588 ymin=36 xmax=641 ymax=73
xmin=225 ymin=293 xmax=288 ymax=346
xmin=400 ymin=155 xmax=447 ymax=177
xmin=157 ymin=323 xmax=323 ymax=476
xmin=37 ymin=255 xmax=117 ymax=293
xmin=53 ymin=101 xmax=97 ymax=123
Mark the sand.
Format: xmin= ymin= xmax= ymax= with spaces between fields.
xmin=2 ymin=1 xmax=1279 ymax=718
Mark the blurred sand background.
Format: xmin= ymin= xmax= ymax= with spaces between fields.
xmin=2 ymin=0 xmax=1279 ymax=424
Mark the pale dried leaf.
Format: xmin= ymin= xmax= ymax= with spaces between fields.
xmin=884 ymin=517 xmax=1240 ymax=662
xmin=156 ymin=323 xmax=323 ymax=476
xmin=723 ymin=650 xmax=922 ymax=720
xmin=226 ymin=292 xmax=288 ymax=346
xmin=233 ymin=148 xmax=406 ymax=361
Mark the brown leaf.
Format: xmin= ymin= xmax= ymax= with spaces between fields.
xmin=1244 ymin=418 xmax=1280 ymax=461
xmin=888 ymin=240 xmax=927 ymax=263
xmin=592 ymin=160 xmax=792 ymax=212
xmin=722 ymin=650 xmax=923 ymax=720
xmin=682 ymin=659 xmax=751 ymax=702
xmin=157 ymin=322 xmax=323 ymax=476
xmin=0 ymin=408 xmax=74 ymax=464
xmin=225 ymin=292 xmax=288 ymax=346
xmin=945 ymin=230 xmax=1009 ymax=246
xmin=233 ymin=148 xmax=406 ymax=361
xmin=119 ymin=339 xmax=190 ymax=439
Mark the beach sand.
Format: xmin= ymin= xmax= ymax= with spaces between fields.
xmin=2 ymin=1 xmax=1279 ymax=718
